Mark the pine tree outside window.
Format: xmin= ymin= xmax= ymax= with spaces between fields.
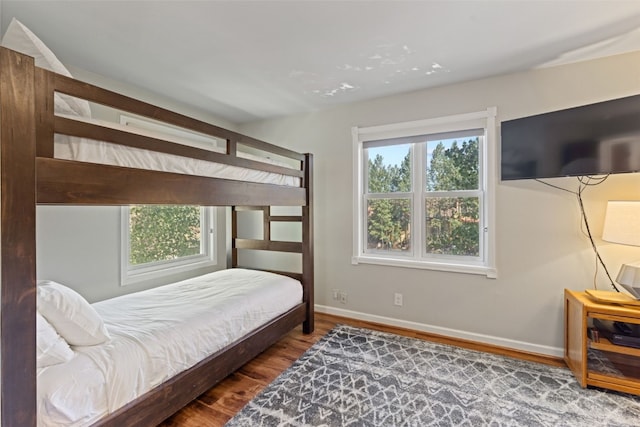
xmin=352 ymin=109 xmax=497 ymax=277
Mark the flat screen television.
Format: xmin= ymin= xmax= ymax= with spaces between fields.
xmin=501 ymin=94 xmax=640 ymax=180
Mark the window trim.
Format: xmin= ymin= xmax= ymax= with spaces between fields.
xmin=120 ymin=206 xmax=217 ymax=286
xmin=352 ymin=108 xmax=497 ymax=278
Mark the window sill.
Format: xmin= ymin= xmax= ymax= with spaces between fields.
xmin=351 ymin=255 xmax=497 ymax=278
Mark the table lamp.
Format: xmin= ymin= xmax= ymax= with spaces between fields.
xmin=601 ymin=200 xmax=640 ymax=300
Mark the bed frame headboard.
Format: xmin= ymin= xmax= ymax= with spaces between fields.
xmin=0 ymin=46 xmax=313 ymax=426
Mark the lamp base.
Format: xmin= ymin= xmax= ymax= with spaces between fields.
xmin=585 ymin=289 xmax=640 ymax=307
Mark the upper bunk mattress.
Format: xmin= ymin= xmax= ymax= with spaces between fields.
xmin=37 ymin=268 xmax=302 ymax=426
xmin=53 ymin=116 xmax=301 ymax=187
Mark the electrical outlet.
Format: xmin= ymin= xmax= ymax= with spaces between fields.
xmin=332 ymin=289 xmax=339 ymax=300
xmin=339 ymin=291 xmax=348 ymax=304
xmin=394 ymin=292 xmax=403 ymax=306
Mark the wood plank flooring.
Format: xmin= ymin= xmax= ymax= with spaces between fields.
xmin=159 ymin=312 xmax=565 ymax=427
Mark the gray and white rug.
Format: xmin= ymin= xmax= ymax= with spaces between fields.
xmin=226 ymin=325 xmax=640 ymax=426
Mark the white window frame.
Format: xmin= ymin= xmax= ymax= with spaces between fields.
xmin=352 ymin=108 xmax=497 ymax=278
xmin=121 ymin=206 xmax=217 ymax=286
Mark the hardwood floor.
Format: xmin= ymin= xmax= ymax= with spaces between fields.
xmin=159 ymin=312 xmax=565 ymax=426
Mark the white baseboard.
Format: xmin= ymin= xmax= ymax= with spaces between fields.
xmin=315 ymin=304 xmax=564 ymax=358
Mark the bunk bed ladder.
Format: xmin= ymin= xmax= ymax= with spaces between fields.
xmin=231 ymin=152 xmax=314 ymax=333
xmin=230 ymin=205 xmax=304 ymax=278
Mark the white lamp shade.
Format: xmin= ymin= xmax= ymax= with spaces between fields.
xmin=602 ymin=201 xmax=640 ymax=246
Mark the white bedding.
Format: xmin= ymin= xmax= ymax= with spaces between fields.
xmin=53 ymin=115 xmax=301 ymax=187
xmin=37 ymin=268 xmax=302 ymax=426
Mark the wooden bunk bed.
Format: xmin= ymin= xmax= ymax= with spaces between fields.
xmin=0 ymin=46 xmax=314 ymax=427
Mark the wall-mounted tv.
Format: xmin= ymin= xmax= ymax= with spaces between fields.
xmin=501 ymin=94 xmax=640 ymax=180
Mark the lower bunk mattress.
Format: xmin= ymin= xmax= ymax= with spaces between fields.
xmin=37 ymin=268 xmax=303 ymax=426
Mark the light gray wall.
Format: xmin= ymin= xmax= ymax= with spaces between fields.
xmin=36 ymin=206 xmax=228 ymax=303
xmin=239 ymin=51 xmax=640 ymax=355
xmin=67 ymin=65 xmax=240 ymax=132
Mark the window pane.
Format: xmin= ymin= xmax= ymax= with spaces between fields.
xmin=366 ymin=144 xmax=411 ymax=193
xmin=366 ymin=198 xmax=411 ymax=253
xmin=426 ymin=136 xmax=479 ymax=191
xmin=130 ymin=205 xmax=202 ymax=265
xmin=425 ymin=197 xmax=479 ymax=256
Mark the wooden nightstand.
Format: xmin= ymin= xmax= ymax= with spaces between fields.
xmin=565 ymin=289 xmax=640 ymax=395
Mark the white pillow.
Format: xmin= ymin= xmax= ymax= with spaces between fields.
xmin=37 ymin=280 xmax=110 ymax=346
xmin=1 ymin=18 xmax=91 ymax=119
xmin=37 ymin=311 xmax=74 ymax=368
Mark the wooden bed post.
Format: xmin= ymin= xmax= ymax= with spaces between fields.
xmin=302 ymin=153 xmax=314 ymax=333
xmin=231 ymin=206 xmax=238 ymax=268
xmin=0 ymin=47 xmax=38 ymax=426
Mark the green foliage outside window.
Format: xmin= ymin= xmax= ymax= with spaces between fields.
xmin=367 ymin=151 xmax=412 ymax=252
xmin=427 ymin=138 xmax=479 ymax=191
xmin=366 ymin=137 xmax=480 ymax=257
xmin=425 ymin=196 xmax=479 ymax=256
xmin=426 ymin=138 xmax=480 ymax=256
xmin=129 ymin=205 xmax=202 ymax=265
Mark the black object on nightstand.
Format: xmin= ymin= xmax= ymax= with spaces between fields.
xmin=593 ymin=318 xmax=640 ymax=349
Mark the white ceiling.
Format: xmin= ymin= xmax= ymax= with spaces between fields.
xmin=3 ymin=1 xmax=640 ymax=124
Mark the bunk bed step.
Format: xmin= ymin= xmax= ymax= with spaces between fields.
xmin=234 ymin=239 xmax=303 ymax=253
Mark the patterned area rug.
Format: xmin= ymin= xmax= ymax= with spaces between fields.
xmin=226 ymin=325 xmax=640 ymax=426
